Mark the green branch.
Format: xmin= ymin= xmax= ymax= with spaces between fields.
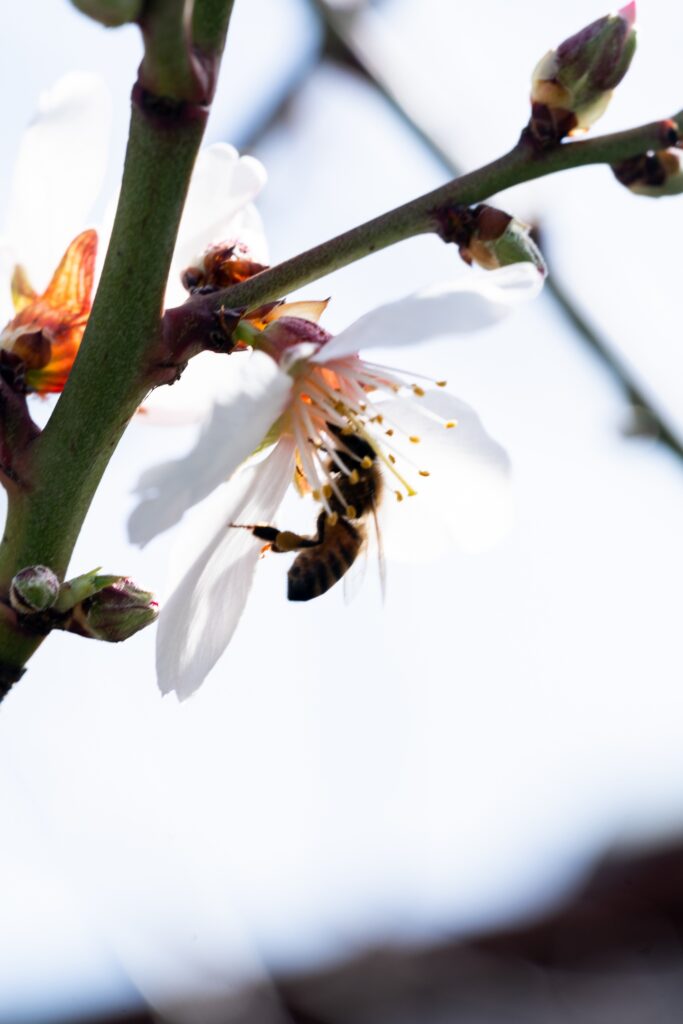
xmin=186 ymin=114 xmax=680 ymax=317
xmin=192 ymin=0 xmax=235 ymax=58
xmin=139 ymin=0 xmax=198 ymax=101
xmin=0 ymin=3 xmax=238 ymax=692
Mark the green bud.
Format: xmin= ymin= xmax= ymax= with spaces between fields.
xmin=10 ymin=565 xmax=60 ymax=615
xmin=70 ymin=0 xmax=142 ymax=27
xmin=530 ymin=4 xmax=637 ymax=143
xmin=67 ymin=578 xmax=158 ymax=643
xmin=458 ymin=206 xmax=547 ymax=276
xmin=54 ymin=567 xmax=122 ymax=613
xmin=613 ymin=149 xmax=683 ymax=197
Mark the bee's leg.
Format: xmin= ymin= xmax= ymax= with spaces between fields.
xmin=246 ymin=525 xmax=280 ymax=544
xmin=232 ymin=522 xmax=322 ymax=554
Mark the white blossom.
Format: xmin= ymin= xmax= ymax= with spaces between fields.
xmin=0 ymin=73 xmax=267 ymax=404
xmin=146 ymin=264 xmax=544 ymax=699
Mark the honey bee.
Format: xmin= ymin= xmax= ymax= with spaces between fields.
xmin=243 ymin=425 xmax=383 ymax=602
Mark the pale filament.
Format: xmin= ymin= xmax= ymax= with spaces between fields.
xmin=287 ymin=353 xmax=453 ymax=502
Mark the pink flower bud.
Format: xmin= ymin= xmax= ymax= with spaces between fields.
xmin=66 ymin=578 xmax=158 ymax=642
xmin=530 ymin=5 xmax=637 ymax=144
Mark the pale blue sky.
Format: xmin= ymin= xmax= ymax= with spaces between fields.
xmin=1 ymin=2 xmax=682 ymax=1021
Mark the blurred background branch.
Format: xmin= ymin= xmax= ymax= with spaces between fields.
xmin=70 ymin=837 xmax=683 ymax=1023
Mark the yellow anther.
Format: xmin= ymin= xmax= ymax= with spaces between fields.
xmin=359 ymin=402 xmax=367 ymax=411
xmin=334 ymin=400 xmax=346 ymax=414
xmin=409 ymin=435 xmax=421 ymax=444
xmin=437 ymin=380 xmax=447 ymax=388
xmin=412 ymin=385 xmax=425 ymax=397
xmin=385 ymin=428 xmax=394 ymax=437
xmin=395 ymin=491 xmax=404 ymax=502
xmin=445 ymin=421 xmax=457 ymax=429
xmin=349 ymin=469 xmax=360 ymax=485
xmin=345 ymin=505 xmax=357 ymax=519
xmin=322 ymin=483 xmax=333 ymax=499
xmin=341 ymin=426 xmax=354 ymax=436
xmin=327 ymin=512 xmax=339 ymax=526
xmin=388 ymin=454 xmax=396 ymax=464
xmin=370 ymin=414 xmax=384 ymax=425
xmin=361 ymin=455 xmax=373 ymax=469
xmin=419 ymin=470 xmax=430 ymax=477
xmin=312 ymin=488 xmax=321 ymax=501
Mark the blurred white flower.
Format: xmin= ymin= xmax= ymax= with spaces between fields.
xmin=162 ymin=145 xmax=268 ymax=308
xmin=0 ymin=71 xmax=111 ymax=321
xmin=0 ymin=72 xmax=267 ymax=396
xmin=143 ymin=263 xmax=544 ymax=699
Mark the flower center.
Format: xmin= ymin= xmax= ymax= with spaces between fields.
xmin=286 ymin=354 xmax=456 ymax=517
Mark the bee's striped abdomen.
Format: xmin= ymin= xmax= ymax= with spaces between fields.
xmin=287 ymin=519 xmax=363 ymax=601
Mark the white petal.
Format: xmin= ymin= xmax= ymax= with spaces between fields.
xmin=6 ymin=73 xmax=111 ymax=287
xmin=139 ymin=350 xmax=251 ymax=426
xmin=128 ymin=351 xmax=292 ymax=546
xmin=316 ymin=264 xmax=543 ymax=361
xmin=156 ymin=437 xmax=296 ymax=699
xmin=378 ymin=391 xmax=513 ymax=559
xmin=223 ymin=203 xmax=269 ymax=265
xmin=172 ymin=144 xmax=268 ymax=277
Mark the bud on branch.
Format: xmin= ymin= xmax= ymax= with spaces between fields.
xmin=64 ymin=577 xmax=159 ymax=642
xmin=529 ymin=4 xmax=637 ymax=146
xmin=7 ymin=566 xmax=158 ymax=643
xmin=437 ymin=204 xmax=547 ymax=276
xmin=613 ymin=146 xmax=683 ymax=196
xmin=9 ymin=566 xmax=60 ymax=615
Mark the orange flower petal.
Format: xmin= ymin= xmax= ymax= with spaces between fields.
xmin=10 ymin=265 xmax=37 ymax=313
xmin=1 ymin=230 xmax=98 ymax=395
xmin=42 ymin=229 xmax=97 ymax=314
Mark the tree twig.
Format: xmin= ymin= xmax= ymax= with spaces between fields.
xmin=308 ymin=0 xmax=683 ymax=462
xmin=174 ymin=114 xmax=679 ymax=317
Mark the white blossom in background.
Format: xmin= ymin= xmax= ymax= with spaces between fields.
xmin=0 ymin=71 xmax=111 ymax=319
xmin=138 ymin=144 xmax=269 ymax=423
xmin=0 ymin=73 xmax=267 ymax=406
xmin=137 ymin=263 xmax=544 ymax=699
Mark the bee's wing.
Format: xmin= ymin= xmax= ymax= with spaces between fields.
xmin=372 ymin=502 xmax=387 ymax=603
xmin=342 ymin=527 xmax=369 ymax=604
xmin=342 ymin=505 xmax=386 ymax=604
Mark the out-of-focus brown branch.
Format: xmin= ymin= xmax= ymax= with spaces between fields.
xmin=309 ymin=0 xmax=683 ymax=464
xmin=72 ymin=838 xmax=683 ymax=1023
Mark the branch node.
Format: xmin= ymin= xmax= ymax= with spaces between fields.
xmin=146 ymin=300 xmax=245 ymax=390
xmin=131 ymin=81 xmax=209 ymax=127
